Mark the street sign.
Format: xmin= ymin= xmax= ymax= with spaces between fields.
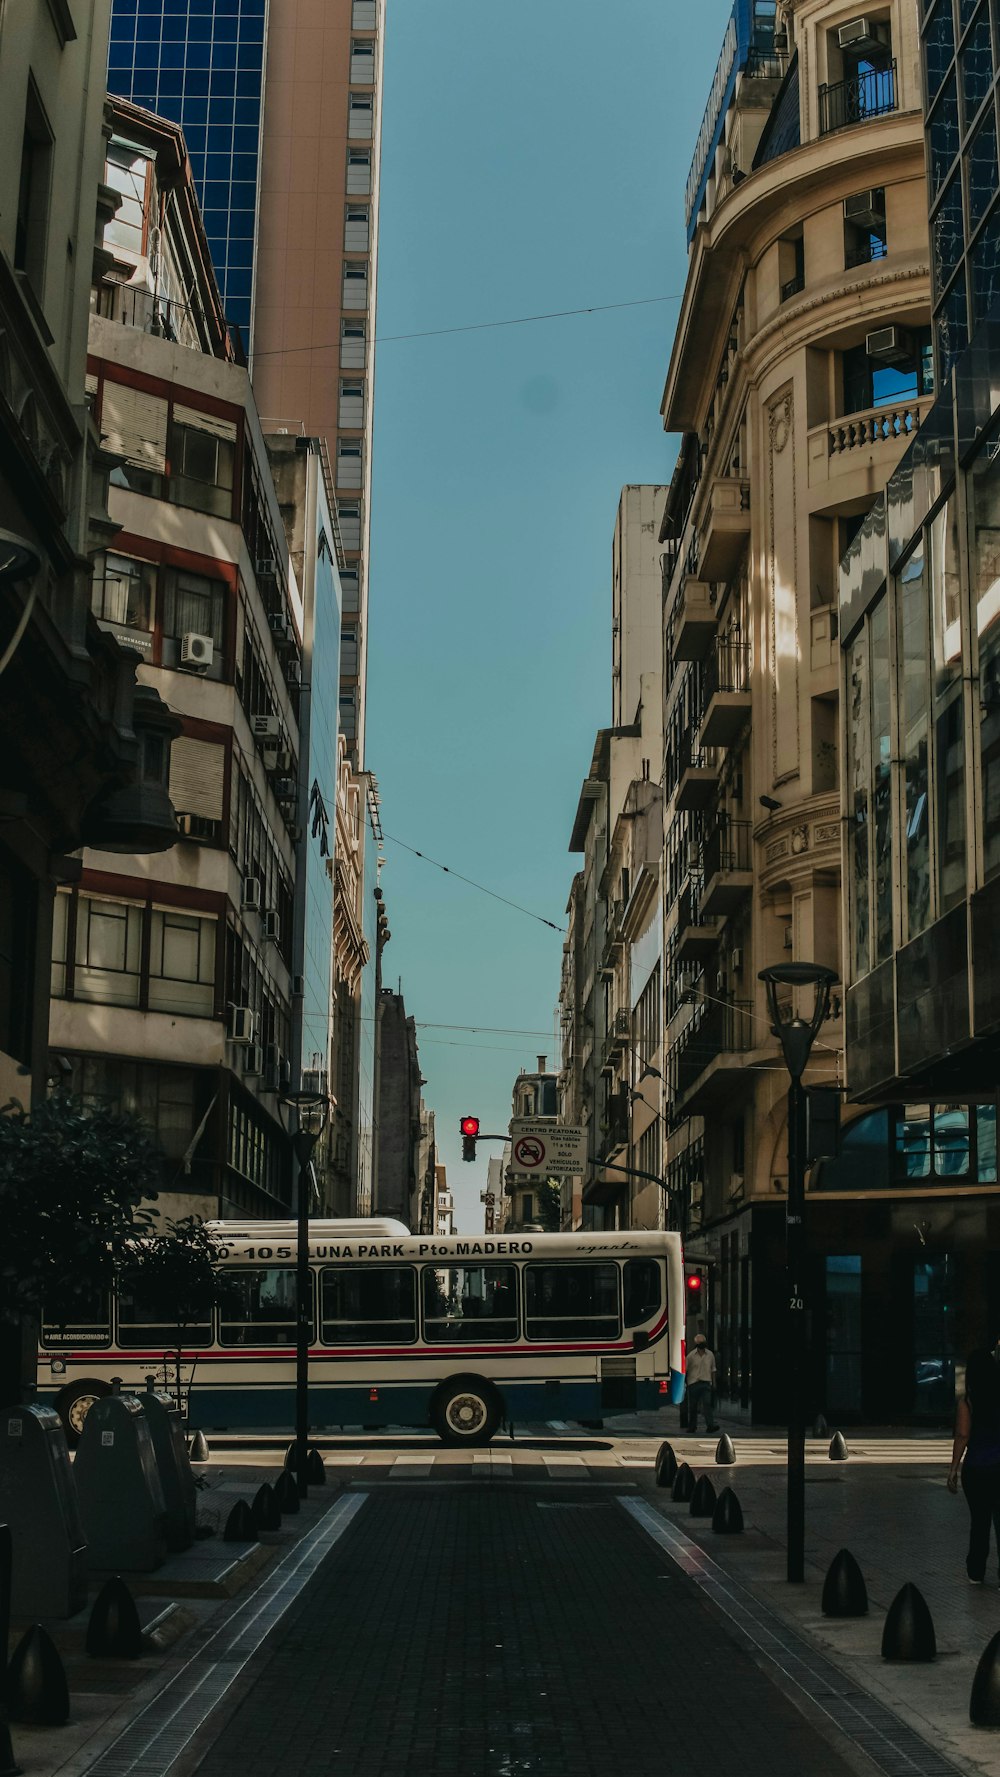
xmin=507 ymin=1120 xmax=587 ymax=1179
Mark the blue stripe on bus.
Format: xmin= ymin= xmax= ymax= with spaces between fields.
xmin=172 ymin=1377 xmax=673 ymax=1430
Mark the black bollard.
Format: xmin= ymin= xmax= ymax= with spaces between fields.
xmin=654 ymin=1442 xmax=678 ymax=1488
xmin=86 ymin=1576 xmax=145 ymax=1658
xmin=273 ymin=1469 xmax=300 ymax=1514
xmin=689 ymin=1475 xmax=717 ymax=1518
xmin=715 ymin=1433 xmax=736 ymax=1465
xmin=822 ymin=1548 xmax=868 ymax=1617
xmin=188 ymin=1431 xmax=210 ymax=1463
xmin=671 ymin=1462 xmax=695 ymax=1502
xmin=813 ymin=1414 xmax=828 ymax=1437
xmin=5 ymin=1626 xmax=70 ymax=1726
xmin=881 ymin=1583 xmax=936 ymax=1662
xmin=712 ymin=1486 xmax=744 ymax=1534
xmin=829 ymin=1431 xmax=849 ymax=1461
xmin=251 ymin=1483 xmax=281 ymax=1532
xmin=222 ymin=1500 xmax=258 ymax=1544
xmin=306 ymin=1447 xmax=327 ymax=1486
xmin=971 ymin=1630 xmax=1000 ymax=1726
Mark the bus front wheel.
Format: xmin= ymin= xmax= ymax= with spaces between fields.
xmin=431 ymin=1376 xmax=501 ymax=1447
xmin=55 ymin=1379 xmax=111 ymax=1447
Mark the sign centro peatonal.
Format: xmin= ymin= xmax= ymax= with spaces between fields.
xmin=507 ymin=1119 xmax=587 ymax=1179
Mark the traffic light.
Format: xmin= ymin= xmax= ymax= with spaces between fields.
xmin=460 ymin=1115 xmax=480 ymax=1161
xmin=685 ymin=1270 xmax=704 ymax=1305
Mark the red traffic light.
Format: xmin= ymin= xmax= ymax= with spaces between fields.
xmin=460 ymin=1116 xmax=480 ymax=1137
xmin=686 ymin=1273 xmax=703 ymax=1293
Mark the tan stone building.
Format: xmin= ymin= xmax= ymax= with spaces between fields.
xmin=659 ymin=0 xmax=930 ymax=1419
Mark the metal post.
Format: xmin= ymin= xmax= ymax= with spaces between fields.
xmin=294 ymin=1135 xmax=312 ymax=1501
xmin=786 ymin=1075 xmax=807 ymax=1584
xmin=0 ymin=1521 xmax=21 ymax=1776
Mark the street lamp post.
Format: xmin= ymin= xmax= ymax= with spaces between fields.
xmin=278 ymin=1088 xmax=329 ymax=1500
xmin=758 ymin=961 xmax=837 ymax=1584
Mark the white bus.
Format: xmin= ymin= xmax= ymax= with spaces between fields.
xmin=38 ymin=1221 xmax=685 ymax=1447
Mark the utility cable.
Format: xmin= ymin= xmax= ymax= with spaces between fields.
xmin=382 ymin=831 xmax=566 ymax=933
xmin=249 ymin=292 xmax=683 ymax=360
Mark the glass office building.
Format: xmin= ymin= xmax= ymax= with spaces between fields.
xmin=923 ymin=0 xmax=1000 ymax=376
xmin=107 ymin=0 xmax=266 ymax=338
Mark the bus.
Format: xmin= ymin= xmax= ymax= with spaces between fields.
xmin=38 ymin=1221 xmax=685 ymax=1447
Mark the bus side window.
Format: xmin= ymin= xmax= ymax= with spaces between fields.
xmin=42 ymin=1288 xmax=111 ymax=1348
xmin=219 ymin=1267 xmax=311 ymax=1345
xmin=623 ymin=1259 xmax=662 ymax=1327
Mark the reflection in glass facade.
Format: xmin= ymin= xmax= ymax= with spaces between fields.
xmin=922 ymin=0 xmax=1000 ymax=373
xmin=301 ymin=523 xmax=342 ymax=1087
xmin=107 ymin=0 xmax=267 ymax=337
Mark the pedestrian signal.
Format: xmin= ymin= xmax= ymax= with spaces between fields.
xmin=460 ymin=1115 xmax=479 ymax=1161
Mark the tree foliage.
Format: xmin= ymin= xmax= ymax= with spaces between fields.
xmin=536 ymin=1179 xmax=562 ymax=1232
xmin=125 ymin=1215 xmax=232 ymax=1334
xmin=0 ymin=1094 xmax=161 ymax=1325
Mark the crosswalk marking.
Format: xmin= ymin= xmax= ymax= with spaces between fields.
xmin=392 ymin=1455 xmax=433 ymax=1476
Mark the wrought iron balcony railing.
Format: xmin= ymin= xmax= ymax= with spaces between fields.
xmin=819 ymin=61 xmax=896 ymax=136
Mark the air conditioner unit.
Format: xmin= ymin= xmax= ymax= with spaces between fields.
xmin=263 ymin=909 xmax=281 ymax=943
xmin=180 ymin=631 xmax=213 ymax=670
xmin=241 ymin=874 xmax=262 ymax=911
xmin=773 ymin=26 xmax=788 ymax=51
xmin=286 ymin=821 xmax=303 ymax=843
xmin=272 ymin=776 xmax=297 ymax=802
xmin=838 ymin=17 xmax=881 ymax=50
xmin=269 ymin=612 xmax=293 ymax=646
xmin=267 ymin=748 xmax=293 ymax=775
xmin=783 ymin=924 xmax=793 ymax=950
xmin=687 ymin=841 xmax=701 ymax=869
xmin=291 ymin=974 xmax=305 ymax=996
xmin=244 ymin=1042 xmax=264 ymax=1077
xmin=256 ymin=557 xmax=277 ymax=579
xmin=844 ymin=190 xmax=885 ymax=228
xmin=866 ymin=325 xmax=911 ymax=363
xmin=229 ymin=1006 xmax=255 ymax=1044
xmin=729 ymin=1171 xmax=745 ymax=1198
xmin=176 ymin=812 xmax=220 ymax=842
xmin=286 ymin=659 xmax=302 ymax=687
xmin=252 ymin=714 xmax=281 ymax=741
xmin=716 ymin=970 xmax=727 ymax=993
xmin=263 ymin=1043 xmax=289 ymax=1092
xmin=730 ymin=947 xmax=743 ymax=971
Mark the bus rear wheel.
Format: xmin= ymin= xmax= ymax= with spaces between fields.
xmin=55 ymin=1379 xmax=111 ymax=1447
xmin=431 ymin=1376 xmax=501 ymax=1447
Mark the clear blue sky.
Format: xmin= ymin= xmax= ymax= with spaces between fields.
xmin=367 ymin=0 xmax=734 ymax=1230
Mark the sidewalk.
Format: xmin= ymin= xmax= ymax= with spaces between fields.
xmin=628 ymin=1421 xmax=1000 ymax=1777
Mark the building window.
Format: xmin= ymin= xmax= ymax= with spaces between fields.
xmin=148 ymin=907 xmax=216 ymax=1017
xmin=779 ymin=232 xmax=805 ymax=300
xmin=350 ymin=40 xmax=375 ymax=82
xmin=820 ymin=17 xmax=896 ymax=135
xmin=15 ymin=79 xmax=53 ymax=288
xmin=338 ymin=502 xmax=362 ymax=552
xmin=339 ymin=382 xmax=365 ymax=429
xmin=842 ymin=327 xmax=934 ymax=414
xmin=844 ymin=187 xmax=887 ymax=267
xmin=346 ymin=149 xmax=372 ymax=195
xmin=167 ymin=407 xmax=237 ymax=518
xmin=69 ymin=1054 xmax=202 ymax=1164
xmin=352 ymin=0 xmax=377 ymax=26
xmin=342 ymin=261 xmax=369 ymax=310
xmin=341 ymin=319 xmax=367 ymax=369
xmin=971 ymin=414 xmax=1000 ymax=880
xmin=341 ymin=628 xmax=359 ymax=676
xmin=348 ymin=92 xmax=374 ymax=138
xmin=340 ymin=566 xmax=360 ymax=612
xmin=336 ymin=437 xmax=364 ymax=489
xmin=91 ymin=552 xmax=156 ymax=640
xmin=103 ymin=382 xmax=168 ymax=497
xmin=71 ymin=896 xmax=143 ymax=1008
xmin=344 ymin=206 xmax=370 ymax=252
xmin=162 ymin=568 xmax=227 ymax=648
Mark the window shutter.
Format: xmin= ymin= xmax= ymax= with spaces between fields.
xmin=170 ymin=736 xmax=225 ymax=820
xmin=101 ymin=382 xmax=168 ymax=470
xmin=173 ymin=404 xmax=238 ymax=444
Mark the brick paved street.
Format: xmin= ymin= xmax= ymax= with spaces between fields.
xmin=189 ymin=1480 xmax=860 ymax=1777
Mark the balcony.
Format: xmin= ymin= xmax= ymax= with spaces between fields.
xmin=698 ymin=640 xmax=751 ymax=748
xmin=700 ymin=820 xmax=753 ymax=918
xmin=675 ymin=749 xmax=719 ymax=813
xmin=671 ymin=578 xmax=717 ymax=663
xmin=672 ymin=998 xmax=753 ymax=1109
xmin=698 ymin=477 xmax=751 ymax=584
xmin=675 ymin=880 xmax=721 ymax=966
xmin=596 ymin=1087 xmax=630 ymax=1162
xmin=600 ymin=898 xmax=625 ymax=970
xmin=819 ymin=61 xmax=896 ymax=136
xmin=603 ymin=1008 xmax=631 ymax=1064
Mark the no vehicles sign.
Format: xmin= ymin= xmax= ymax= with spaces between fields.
xmin=508 ymin=1120 xmax=587 ymax=1179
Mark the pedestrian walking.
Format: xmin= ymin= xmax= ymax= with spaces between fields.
xmin=685 ymin=1333 xmax=719 ymax=1434
xmin=947 ymin=1347 xmax=1000 ymax=1584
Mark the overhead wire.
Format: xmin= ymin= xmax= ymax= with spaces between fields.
xmin=382 ymin=831 xmax=566 ymax=933
xmin=249 ymin=292 xmax=684 ymax=361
